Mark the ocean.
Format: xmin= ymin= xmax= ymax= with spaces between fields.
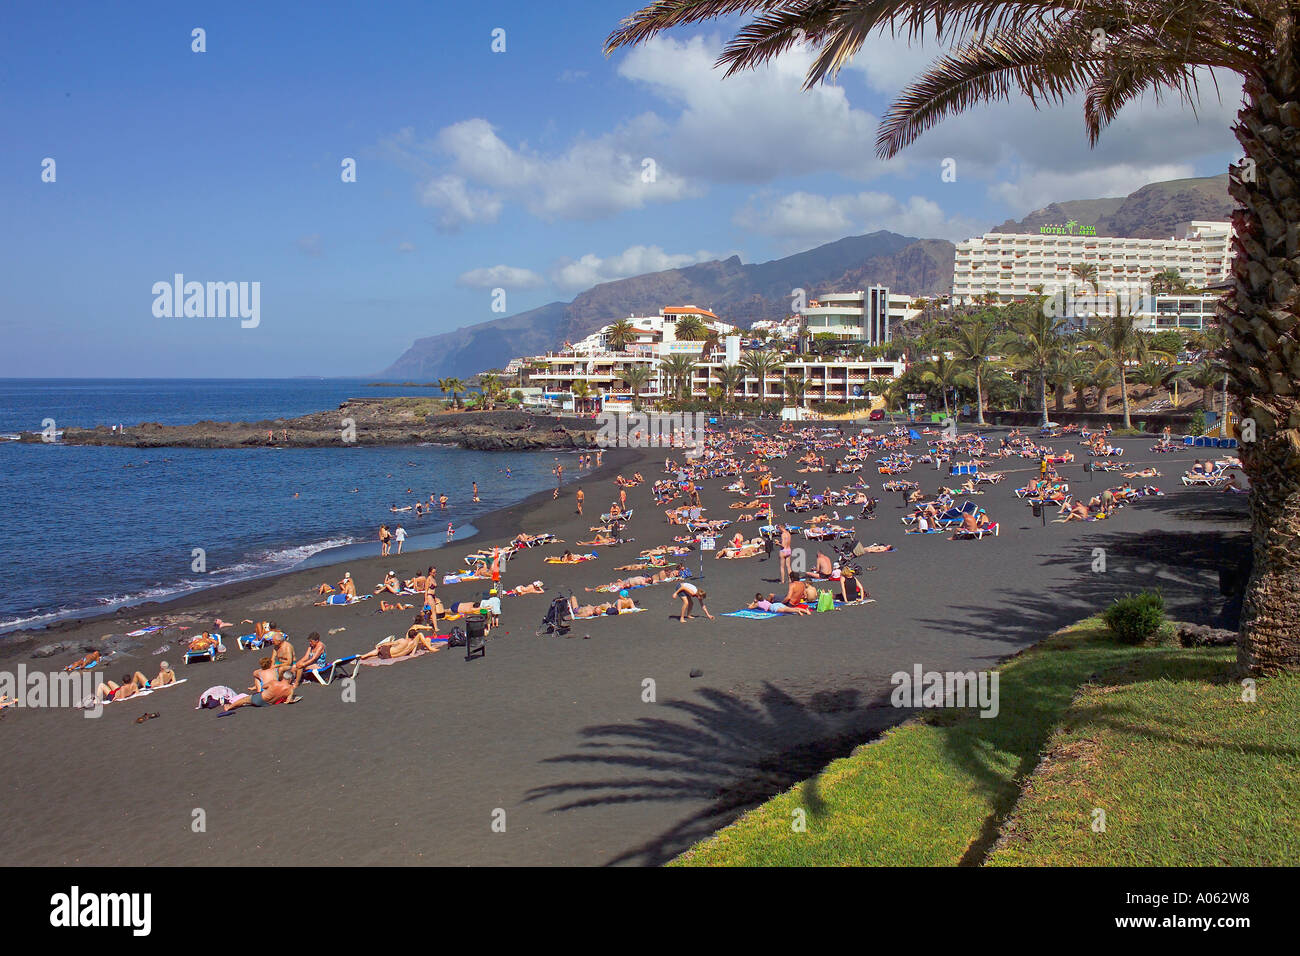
xmin=0 ymin=379 xmax=569 ymax=635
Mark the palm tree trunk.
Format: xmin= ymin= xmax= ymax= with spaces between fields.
xmin=1038 ymin=372 xmax=1049 ymax=426
xmin=1119 ymin=374 xmax=1132 ymax=429
xmin=1229 ymin=70 xmax=1300 ymax=673
xmin=974 ymin=368 xmax=986 ymax=426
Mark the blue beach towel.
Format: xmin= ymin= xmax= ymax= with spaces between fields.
xmin=724 ymin=609 xmax=782 ymax=619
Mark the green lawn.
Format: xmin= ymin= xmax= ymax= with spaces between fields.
xmin=988 ymin=650 xmax=1300 ymax=865
xmin=672 ymin=618 xmax=1299 ymax=866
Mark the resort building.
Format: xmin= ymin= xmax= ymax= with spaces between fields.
xmin=1064 ymin=292 xmax=1224 ymax=332
xmin=753 ymin=289 xmax=921 ymax=344
xmin=523 ymin=305 xmax=904 ymax=410
xmin=951 ymin=221 xmax=1234 ymax=304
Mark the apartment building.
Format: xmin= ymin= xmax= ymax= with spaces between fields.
xmin=952 ymin=221 xmax=1233 ymax=304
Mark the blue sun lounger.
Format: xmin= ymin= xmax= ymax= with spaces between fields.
xmin=185 ymin=634 xmax=225 ymax=665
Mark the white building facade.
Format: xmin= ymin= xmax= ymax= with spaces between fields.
xmin=952 ymin=221 xmax=1233 ymax=304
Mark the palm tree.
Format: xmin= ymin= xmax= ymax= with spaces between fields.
xmin=570 ymin=380 xmax=592 ymax=414
xmin=606 ymin=319 xmax=636 ymax=351
xmin=1046 ymin=354 xmax=1085 ymax=415
xmin=673 ymin=315 xmax=708 ymax=342
xmin=439 ymin=377 xmax=465 ymax=409
xmin=715 ymin=362 xmax=746 ymax=408
xmin=1088 ymin=365 xmax=1118 ymax=414
xmin=1004 ymin=311 xmax=1064 ymax=426
xmin=1070 ymin=262 xmax=1099 ymax=291
xmin=1150 ymin=269 xmax=1188 ymax=295
xmin=740 ymin=349 xmax=785 ymax=404
xmin=1177 ymin=358 xmax=1228 ymax=412
xmin=1085 ymin=308 xmax=1174 ymax=429
xmin=918 ymin=355 xmax=969 ymax=419
xmin=946 ymin=315 xmax=999 ymax=425
xmin=782 ymin=375 xmax=808 ymax=409
xmin=1069 ymin=360 xmax=1093 ymax=413
xmin=1131 ymin=362 xmax=1169 ymax=400
xmin=479 ymin=373 xmax=503 ymax=409
xmin=605 ymin=0 xmax=1300 ymax=673
xmin=621 ymin=364 xmax=652 ymax=411
xmin=660 ymin=354 xmax=699 ymax=401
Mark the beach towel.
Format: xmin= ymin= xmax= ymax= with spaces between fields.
xmin=325 ymin=593 xmax=370 ymax=605
xmin=724 ymin=609 xmax=783 ymax=619
xmin=127 ymin=625 xmax=164 ymax=637
xmin=357 ymin=646 xmax=439 ymax=667
xmin=104 ymin=679 xmax=188 ymax=704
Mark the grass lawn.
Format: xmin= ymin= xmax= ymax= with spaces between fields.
xmin=672 ymin=617 xmax=1299 ymax=866
xmin=988 ymin=649 xmax=1300 ymax=865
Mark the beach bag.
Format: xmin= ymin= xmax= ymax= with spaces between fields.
xmin=815 ymin=591 xmax=835 ymax=613
xmin=447 ymin=627 xmax=467 ymax=647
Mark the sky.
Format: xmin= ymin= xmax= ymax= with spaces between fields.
xmin=1 ymin=1 xmax=1242 ymax=378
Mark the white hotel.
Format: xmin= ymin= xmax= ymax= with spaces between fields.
xmin=524 ymin=305 xmax=903 ymax=410
xmin=952 ymin=220 xmax=1233 ymax=304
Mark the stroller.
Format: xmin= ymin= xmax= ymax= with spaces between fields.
xmin=831 ymin=539 xmax=866 ymax=576
xmin=858 ymin=496 xmax=878 ymax=519
xmin=537 ymin=594 xmax=573 ymax=636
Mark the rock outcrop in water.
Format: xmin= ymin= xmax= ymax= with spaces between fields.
xmin=18 ymin=402 xmax=598 ymax=451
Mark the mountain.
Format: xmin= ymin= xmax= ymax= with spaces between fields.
xmin=991 ymin=173 xmax=1232 ymax=238
xmin=380 ymin=232 xmax=955 ymax=378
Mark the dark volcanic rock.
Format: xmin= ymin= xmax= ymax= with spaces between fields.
xmin=18 ymin=402 xmax=597 ymax=452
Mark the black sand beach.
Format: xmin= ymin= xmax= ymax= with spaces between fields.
xmin=0 ymin=427 xmax=1247 ymax=865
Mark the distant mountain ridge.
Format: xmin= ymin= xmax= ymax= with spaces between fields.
xmin=991 ymin=173 xmax=1232 ymax=239
xmin=381 ymin=232 xmax=954 ymax=379
xmin=381 ymin=173 xmax=1235 ymax=378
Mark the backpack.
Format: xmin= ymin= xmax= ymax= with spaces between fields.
xmin=816 ymin=590 xmax=835 ymax=613
xmin=447 ymin=627 xmax=467 ymax=647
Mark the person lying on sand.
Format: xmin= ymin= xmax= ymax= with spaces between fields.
xmin=1123 ymin=468 xmax=1160 ymax=478
xmin=222 ymin=658 xmax=297 ymax=712
xmin=748 ymin=593 xmax=811 ymax=615
xmin=64 ymin=650 xmax=101 ymax=671
xmin=354 ymin=631 xmax=441 ymax=665
xmin=506 ymin=580 xmax=545 ymax=595
xmin=716 ymin=539 xmax=765 ymax=559
xmin=378 ymin=601 xmax=414 ymax=613
xmin=578 ymin=533 xmax=618 ymax=546
xmin=96 ymin=671 xmax=150 ymax=702
xmin=585 ymin=568 xmax=678 ymax=592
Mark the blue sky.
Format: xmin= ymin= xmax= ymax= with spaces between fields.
xmin=2 ymin=1 xmax=1241 ymax=377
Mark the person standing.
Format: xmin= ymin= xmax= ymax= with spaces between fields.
xmin=779 ymin=525 xmax=793 ymax=583
xmin=379 ymin=524 xmax=391 ymax=557
xmin=472 ymin=481 xmax=480 ymax=503
xmin=394 ymin=524 xmax=407 ymax=554
xmin=575 ymin=487 xmax=584 ymax=515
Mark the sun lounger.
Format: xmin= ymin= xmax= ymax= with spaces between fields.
xmin=951 ymin=522 xmax=999 ymax=539
xmin=303 ymin=655 xmax=360 ymax=684
xmin=185 ymin=635 xmax=225 ymax=665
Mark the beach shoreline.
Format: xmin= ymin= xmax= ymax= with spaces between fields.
xmin=0 ymin=444 xmax=642 ymax=663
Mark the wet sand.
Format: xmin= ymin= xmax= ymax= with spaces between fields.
xmin=0 ymin=428 xmax=1247 ymax=865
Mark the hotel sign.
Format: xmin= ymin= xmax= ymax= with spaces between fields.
xmin=1039 ymin=219 xmax=1097 ymax=236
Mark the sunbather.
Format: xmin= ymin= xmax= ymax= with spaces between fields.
xmin=747 ymin=593 xmax=811 ymax=615
xmin=96 ymin=671 xmax=151 ymax=703
xmin=354 ymin=632 xmax=441 ymax=664
xmin=222 ymin=658 xmax=296 ymax=711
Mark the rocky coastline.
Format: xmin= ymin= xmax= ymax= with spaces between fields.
xmin=16 ymin=401 xmax=598 ymax=452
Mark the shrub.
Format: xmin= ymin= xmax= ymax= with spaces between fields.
xmin=1189 ymin=409 xmax=1207 ymax=435
xmin=1103 ymin=591 xmax=1166 ymax=645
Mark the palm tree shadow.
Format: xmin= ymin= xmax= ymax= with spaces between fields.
xmin=523 ymin=681 xmax=903 ymax=866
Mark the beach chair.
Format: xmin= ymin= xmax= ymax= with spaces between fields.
xmin=303 ymin=655 xmax=359 ymax=684
xmin=185 ymin=634 xmax=225 ymax=665
xmin=952 ymin=522 xmax=999 ymax=539
xmin=236 ymin=633 xmax=272 ymax=651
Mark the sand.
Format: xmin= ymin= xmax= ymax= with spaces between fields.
xmin=0 ymin=427 xmax=1247 ymax=865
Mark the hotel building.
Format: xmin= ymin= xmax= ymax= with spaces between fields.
xmin=952 ymin=221 xmax=1233 ymax=304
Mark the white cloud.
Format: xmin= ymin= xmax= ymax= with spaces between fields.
xmin=397 ymin=241 xmax=416 ymax=253
xmin=550 ymin=245 xmax=722 ymax=291
xmin=734 ymin=190 xmax=982 ymax=244
xmin=987 ymin=163 xmax=1199 ymax=214
xmin=296 ymin=234 xmax=323 ymax=257
xmin=457 ymin=265 xmax=546 ymax=289
xmin=617 ymin=35 xmax=891 ymax=183
xmin=419 ymin=174 xmax=504 ymax=231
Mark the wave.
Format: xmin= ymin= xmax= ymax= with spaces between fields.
xmin=0 ymin=534 xmax=358 ymax=636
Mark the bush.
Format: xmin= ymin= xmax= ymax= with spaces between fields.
xmin=1103 ymin=591 xmax=1166 ymax=645
xmin=1189 ymin=409 xmax=1207 ymax=436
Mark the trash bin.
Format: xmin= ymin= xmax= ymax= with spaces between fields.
xmin=1031 ymin=500 xmax=1043 ymax=518
xmin=465 ymin=611 xmax=487 ymax=660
